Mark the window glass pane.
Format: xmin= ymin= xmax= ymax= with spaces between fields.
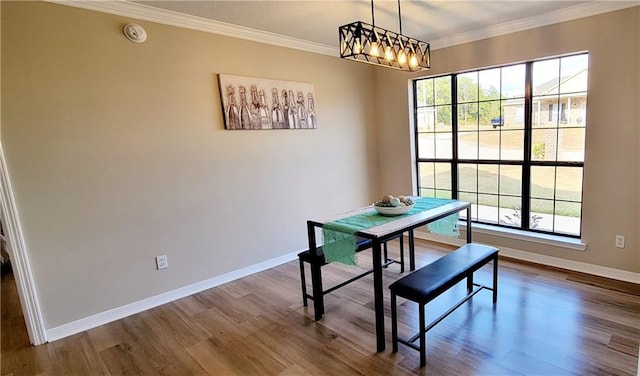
xmin=556 ymin=167 xmax=583 ymax=202
xmin=435 ymin=76 xmax=452 ymax=105
xmin=417 ymin=107 xmax=435 ymax=132
xmin=424 ymin=79 xmax=435 ymax=106
xmin=478 ymin=131 xmax=500 ymax=160
xmin=500 ymin=165 xmax=522 ymax=196
xmin=480 ymin=100 xmax=501 ymax=130
xmin=560 ymin=55 xmax=588 ymax=93
xmin=554 ymin=201 xmax=581 ymax=236
xmin=458 ymin=192 xmax=478 ymax=221
xmin=499 ymin=196 xmax=522 ymax=227
xmin=500 ymin=130 xmax=524 ymax=160
xmin=418 ymin=162 xmax=435 ymax=188
xmin=419 ymin=188 xmax=435 ymax=198
xmin=531 ymin=129 xmax=556 ymax=161
xmin=533 ymin=59 xmax=560 ymax=96
xmin=435 ymin=189 xmax=452 ymax=199
xmin=458 ymin=103 xmax=478 ymax=129
xmin=532 ymin=95 xmax=560 ymax=128
xmin=457 ymin=72 xmax=478 ymax=103
xmin=555 ymin=199 xmax=581 ymax=220
xmin=531 ymin=166 xmax=555 ymax=199
xmin=530 ymin=198 xmax=553 ymax=231
xmin=436 ymin=105 xmax=453 ymax=132
xmin=417 ymin=133 xmax=435 ymax=159
xmin=502 ymin=64 xmax=525 ymax=98
xmin=566 ymin=97 xmax=587 ymax=128
xmin=434 ymin=132 xmax=453 ymax=159
xmin=458 ymin=164 xmax=477 ymax=193
xmin=416 ymin=80 xmax=427 ymax=107
xmin=502 ymin=99 xmax=524 ymax=129
xmin=557 ymin=128 xmax=585 ymax=162
xmin=479 ymin=68 xmax=501 ymax=100
xmin=477 ymin=194 xmax=498 ymax=224
xmin=478 ymin=164 xmax=498 ymax=194
xmin=458 ymin=131 xmax=478 ymax=159
xmin=434 ymin=163 xmax=452 ymax=190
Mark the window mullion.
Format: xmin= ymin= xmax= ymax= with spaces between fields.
xmin=451 ymin=75 xmax=459 ymax=200
xmin=413 ymin=80 xmax=420 ymax=195
xmin=522 ymin=62 xmax=533 ymax=230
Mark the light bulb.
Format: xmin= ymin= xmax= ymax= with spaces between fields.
xmin=354 ymin=39 xmax=362 ymax=54
xmin=398 ymin=51 xmax=407 ymax=65
xmin=384 ymin=46 xmax=394 ymax=61
xmin=370 ymin=42 xmax=380 ymax=57
xmin=409 ymin=54 xmax=418 ymax=67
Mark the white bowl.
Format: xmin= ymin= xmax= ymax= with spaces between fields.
xmin=374 ymin=204 xmax=414 ymax=216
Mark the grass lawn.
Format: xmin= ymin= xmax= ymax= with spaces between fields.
xmin=419 ymin=125 xmax=584 ymax=217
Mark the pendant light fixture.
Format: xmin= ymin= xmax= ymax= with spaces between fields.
xmin=339 ymin=0 xmax=430 ymax=72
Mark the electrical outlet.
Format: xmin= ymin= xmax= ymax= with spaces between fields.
xmin=615 ymin=235 xmax=625 ymax=249
xmin=156 ymin=255 xmax=168 ymax=270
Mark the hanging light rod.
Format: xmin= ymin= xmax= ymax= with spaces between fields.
xmin=339 ymin=0 xmax=430 ymax=72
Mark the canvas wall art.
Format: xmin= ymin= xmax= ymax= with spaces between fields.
xmin=218 ymin=74 xmax=318 ymax=130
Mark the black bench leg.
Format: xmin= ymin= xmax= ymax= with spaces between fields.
xmin=419 ymin=302 xmax=426 ymax=367
xmin=493 ymin=255 xmax=499 ymax=303
xmin=391 ymin=293 xmax=398 ymax=352
xmin=467 ymin=273 xmax=474 ymax=294
xmin=299 ymin=257 xmax=308 ymax=307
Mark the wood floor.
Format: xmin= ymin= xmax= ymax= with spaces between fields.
xmin=2 ymin=239 xmax=639 ymax=375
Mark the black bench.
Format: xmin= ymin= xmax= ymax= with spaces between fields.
xmin=389 ymin=243 xmax=499 ymax=367
xmin=299 ymin=233 xmax=406 ymax=309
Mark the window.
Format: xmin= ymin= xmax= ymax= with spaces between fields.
xmin=414 ymin=53 xmax=588 ymax=237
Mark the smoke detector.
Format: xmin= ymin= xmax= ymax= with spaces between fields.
xmin=123 ymin=23 xmax=147 ymax=43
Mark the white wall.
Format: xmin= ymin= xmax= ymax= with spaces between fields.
xmin=374 ymin=7 xmax=640 ymax=274
xmin=2 ymin=1 xmax=639 ymax=337
xmin=1 ymin=1 xmax=379 ymax=329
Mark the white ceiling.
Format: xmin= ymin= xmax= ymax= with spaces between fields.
xmin=53 ymin=0 xmax=639 ymax=53
xmin=130 ymin=0 xmax=638 ymax=50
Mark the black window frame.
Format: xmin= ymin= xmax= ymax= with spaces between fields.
xmin=413 ymin=54 xmax=587 ymax=238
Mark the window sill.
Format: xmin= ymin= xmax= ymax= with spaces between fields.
xmin=460 ymin=222 xmax=587 ymax=251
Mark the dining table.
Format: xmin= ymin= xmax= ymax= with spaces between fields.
xmin=306 ymin=198 xmax=472 ymax=352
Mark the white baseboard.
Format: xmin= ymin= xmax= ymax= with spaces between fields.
xmin=414 ymin=232 xmax=640 ymax=284
xmin=46 ymin=250 xmax=301 ymax=342
xmin=46 ymin=232 xmax=639 ymax=342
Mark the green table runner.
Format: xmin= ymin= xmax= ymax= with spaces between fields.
xmin=322 ymin=197 xmax=460 ymax=265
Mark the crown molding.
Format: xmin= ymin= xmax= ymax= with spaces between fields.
xmin=46 ymin=1 xmax=638 ymax=55
xmin=429 ymin=1 xmax=640 ymax=50
xmin=45 ymin=0 xmax=337 ymax=56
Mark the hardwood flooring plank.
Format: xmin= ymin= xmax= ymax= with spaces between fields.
xmin=171 ymin=295 xmax=210 ymax=317
xmin=1 ymin=239 xmax=638 ymax=375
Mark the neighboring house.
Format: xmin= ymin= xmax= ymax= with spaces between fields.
xmin=503 ymin=69 xmax=587 ymax=161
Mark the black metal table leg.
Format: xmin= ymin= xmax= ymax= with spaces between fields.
xmin=409 ymin=230 xmax=416 ymax=271
xmin=307 ymin=222 xmax=324 ymax=320
xmin=466 ymin=206 xmax=472 ymax=243
xmin=372 ymin=239 xmax=385 ymax=352
xmin=399 ymin=234 xmax=405 ymax=273
xmin=493 ymin=255 xmax=499 ymax=303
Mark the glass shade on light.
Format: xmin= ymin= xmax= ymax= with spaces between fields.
xmin=339 ymin=21 xmax=430 ymax=72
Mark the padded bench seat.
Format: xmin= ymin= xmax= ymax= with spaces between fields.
xmin=389 ymin=243 xmax=499 ymax=367
xmin=299 ymin=234 xmax=406 ymax=310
